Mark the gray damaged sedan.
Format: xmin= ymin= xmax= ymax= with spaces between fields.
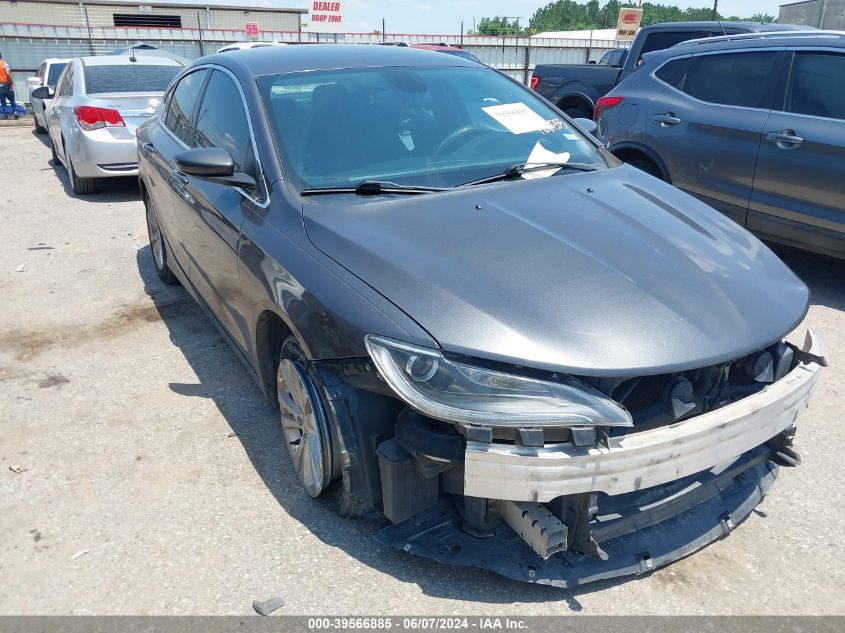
xmin=136 ymin=45 xmax=826 ymax=587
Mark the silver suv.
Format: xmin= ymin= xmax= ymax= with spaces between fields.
xmin=597 ymin=32 xmax=845 ymax=259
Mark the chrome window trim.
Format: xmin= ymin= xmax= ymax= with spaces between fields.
xmin=178 ymin=64 xmax=270 ymax=209
xmin=650 ymin=47 xmax=785 ymax=114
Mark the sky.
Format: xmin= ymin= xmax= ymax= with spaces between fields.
xmin=315 ymin=1 xmax=787 ymax=34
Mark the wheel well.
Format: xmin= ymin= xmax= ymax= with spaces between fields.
xmin=255 ymin=310 xmax=293 ymax=404
xmin=611 ymin=147 xmax=667 ymax=181
xmin=557 ymin=95 xmax=594 ymax=117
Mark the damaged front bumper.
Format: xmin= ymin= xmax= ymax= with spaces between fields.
xmin=464 ymin=332 xmax=823 ymax=502
xmin=375 ymin=331 xmax=825 ymax=586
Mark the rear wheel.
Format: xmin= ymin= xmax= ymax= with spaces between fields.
xmin=276 ymin=336 xmax=339 ymax=498
xmin=68 ymin=154 xmax=97 ymax=195
xmin=564 ymin=106 xmax=592 ymax=120
xmin=144 ymin=194 xmax=178 ymax=285
xmin=626 ymin=156 xmax=664 ymax=180
xmin=33 ymin=113 xmax=46 ymax=134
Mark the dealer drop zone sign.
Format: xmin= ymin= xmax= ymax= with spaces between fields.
xmin=310 ymin=1 xmax=344 ymax=33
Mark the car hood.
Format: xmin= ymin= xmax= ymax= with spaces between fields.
xmin=302 ymin=166 xmax=808 ymax=376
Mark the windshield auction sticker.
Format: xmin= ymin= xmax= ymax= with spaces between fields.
xmin=482 ymin=102 xmax=552 ymax=134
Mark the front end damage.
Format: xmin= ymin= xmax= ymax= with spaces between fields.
xmin=317 ymin=331 xmax=824 ymax=587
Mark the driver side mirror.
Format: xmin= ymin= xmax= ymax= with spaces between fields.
xmin=573 ymin=117 xmax=598 ymax=137
xmin=31 ymin=86 xmax=54 ymax=100
xmin=174 ymin=148 xmax=257 ymax=189
xmin=27 ymin=77 xmax=42 ymax=88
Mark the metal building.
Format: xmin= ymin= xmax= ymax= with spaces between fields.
xmin=0 ymin=0 xmax=308 ymax=87
xmin=779 ymin=0 xmax=845 ymax=29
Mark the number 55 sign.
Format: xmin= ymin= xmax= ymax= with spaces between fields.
xmin=245 ymin=22 xmax=259 ymax=37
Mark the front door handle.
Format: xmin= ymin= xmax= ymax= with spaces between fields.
xmin=766 ymin=130 xmax=803 ymax=148
xmin=653 ymin=113 xmax=681 ymax=126
xmin=171 ymin=169 xmax=189 ymax=185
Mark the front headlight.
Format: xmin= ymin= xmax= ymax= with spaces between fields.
xmin=365 ymin=335 xmax=632 ymax=428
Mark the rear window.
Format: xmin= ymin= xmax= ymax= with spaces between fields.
xmin=83 ymin=64 xmax=181 ymax=94
xmin=47 ymin=63 xmax=67 ymax=86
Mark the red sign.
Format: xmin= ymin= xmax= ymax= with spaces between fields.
xmin=310 ymin=0 xmax=343 ymax=33
xmin=622 ymin=12 xmax=638 ymax=24
xmin=244 ymin=22 xmax=259 ymax=37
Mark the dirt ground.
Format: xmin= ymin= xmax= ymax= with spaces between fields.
xmin=0 ymin=126 xmax=843 ymax=615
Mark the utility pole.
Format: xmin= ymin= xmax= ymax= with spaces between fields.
xmin=712 ymin=0 xmax=719 ymax=21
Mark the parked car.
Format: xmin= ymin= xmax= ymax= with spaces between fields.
xmin=32 ymin=55 xmax=184 ymax=195
xmin=217 ymin=41 xmax=287 ymax=53
xmin=137 ymin=45 xmax=823 ymax=587
xmin=598 ymin=31 xmax=845 ymax=260
xmin=378 ymin=42 xmax=483 ymax=64
xmin=26 ymin=58 xmax=70 ymax=134
xmin=530 ymin=21 xmax=812 ymax=119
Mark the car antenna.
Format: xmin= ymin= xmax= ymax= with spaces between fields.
xmin=130 ymin=47 xmax=137 ymax=63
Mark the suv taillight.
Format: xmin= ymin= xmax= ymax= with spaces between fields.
xmin=593 ymin=95 xmax=624 ymax=121
xmin=529 ymin=75 xmax=540 ymax=91
xmin=73 ymin=106 xmax=125 ymax=131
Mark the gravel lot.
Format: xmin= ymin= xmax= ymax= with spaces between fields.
xmin=0 ymin=126 xmax=843 ymax=615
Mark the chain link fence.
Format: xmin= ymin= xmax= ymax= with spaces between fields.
xmin=0 ymin=1 xmax=622 ymax=100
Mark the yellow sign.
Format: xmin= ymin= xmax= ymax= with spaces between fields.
xmin=616 ymin=7 xmax=643 ymax=41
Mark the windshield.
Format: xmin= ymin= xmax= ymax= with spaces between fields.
xmin=259 ymin=65 xmax=607 ymax=191
xmin=47 ymin=63 xmax=68 ymax=86
xmin=83 ymin=64 xmax=182 ymax=94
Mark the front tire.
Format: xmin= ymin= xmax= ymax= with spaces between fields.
xmin=144 ymin=194 xmax=178 ymax=285
xmin=276 ymin=336 xmax=339 ymax=498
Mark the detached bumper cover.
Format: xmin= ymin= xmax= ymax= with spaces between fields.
xmin=464 ymin=333 xmax=823 ymax=502
xmin=376 ymin=448 xmax=778 ymax=588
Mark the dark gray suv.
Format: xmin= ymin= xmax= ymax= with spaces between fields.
xmin=598 ymin=32 xmax=845 ymax=259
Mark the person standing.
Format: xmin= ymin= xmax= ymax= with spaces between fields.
xmin=0 ymin=51 xmax=20 ymax=120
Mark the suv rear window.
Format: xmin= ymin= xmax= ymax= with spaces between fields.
xmin=83 ymin=64 xmax=181 ymax=94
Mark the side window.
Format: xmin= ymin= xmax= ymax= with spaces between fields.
xmin=64 ymin=67 xmax=74 ymax=97
xmin=164 ymin=69 xmax=207 ymax=145
xmin=55 ymin=66 xmax=72 ymax=98
xmin=655 ymin=56 xmax=693 ymax=90
xmin=682 ymin=52 xmax=780 ymax=109
xmin=193 ymin=70 xmax=258 ymax=180
xmin=786 ymin=52 xmax=845 ymax=121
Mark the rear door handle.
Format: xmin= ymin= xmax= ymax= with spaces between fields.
xmin=142 ymin=141 xmax=159 ymax=156
xmin=171 ymin=169 xmax=189 ymax=185
xmin=653 ymin=113 xmax=681 ymax=126
xmin=766 ymin=131 xmax=803 ymax=147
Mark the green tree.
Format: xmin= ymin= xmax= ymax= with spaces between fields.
xmin=476 ymin=1 xmax=775 ymax=34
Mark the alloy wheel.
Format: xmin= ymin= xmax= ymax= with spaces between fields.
xmin=277 ymin=359 xmax=332 ymax=497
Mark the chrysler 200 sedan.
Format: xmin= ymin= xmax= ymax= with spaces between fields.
xmin=137 ymin=45 xmax=825 ymax=587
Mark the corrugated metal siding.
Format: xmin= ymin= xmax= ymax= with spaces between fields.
xmin=779 ymin=0 xmax=845 ymax=29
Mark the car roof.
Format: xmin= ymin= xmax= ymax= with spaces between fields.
xmin=79 ymin=55 xmax=185 ymax=67
xmin=194 ymin=43 xmax=479 ymax=76
xmin=42 ymin=58 xmax=72 ymax=64
xmin=639 ymin=20 xmax=813 ymax=33
xmin=648 ymin=30 xmax=845 ymax=61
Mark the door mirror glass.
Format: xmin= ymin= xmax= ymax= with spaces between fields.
xmin=31 ymin=86 xmax=54 ymax=100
